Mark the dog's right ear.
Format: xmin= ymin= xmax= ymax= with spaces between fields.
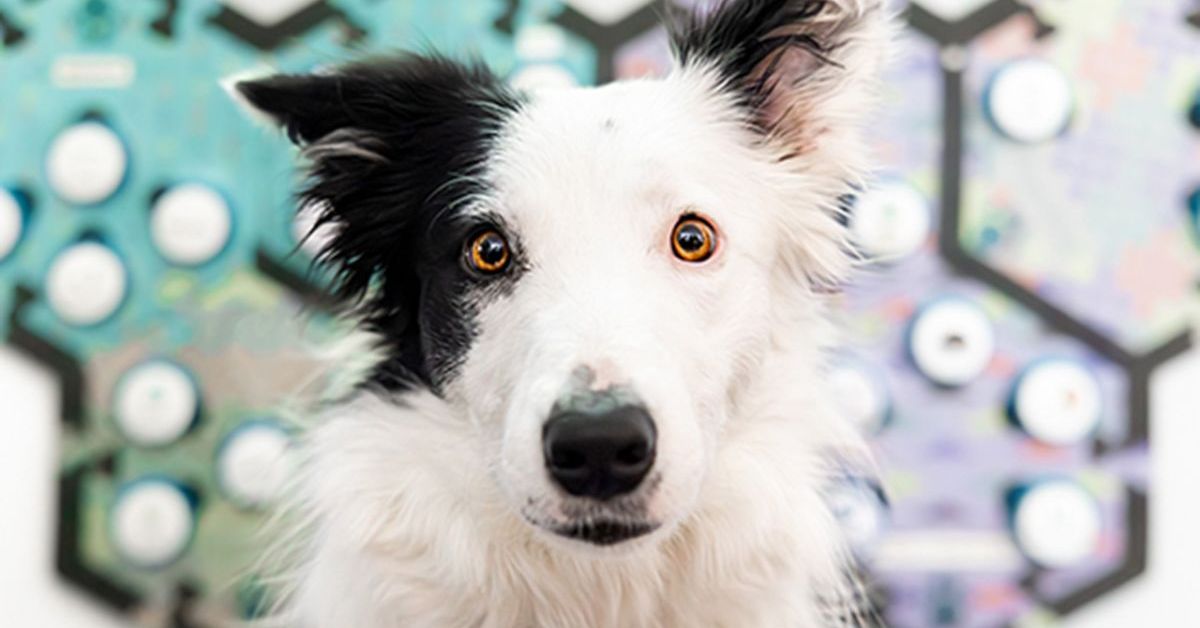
xmin=231 ymin=58 xmax=522 ymax=387
xmin=231 ymin=71 xmax=373 ymax=145
xmin=228 ymin=57 xmax=522 ymax=308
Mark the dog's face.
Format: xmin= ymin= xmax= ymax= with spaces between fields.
xmin=238 ymin=0 xmax=886 ymax=550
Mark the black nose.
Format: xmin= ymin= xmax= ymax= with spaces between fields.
xmin=543 ymin=405 xmax=656 ymax=500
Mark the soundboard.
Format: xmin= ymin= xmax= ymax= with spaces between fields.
xmin=0 ymin=1 xmax=1196 ymax=626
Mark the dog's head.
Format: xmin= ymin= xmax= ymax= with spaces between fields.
xmin=237 ymin=0 xmax=887 ymax=551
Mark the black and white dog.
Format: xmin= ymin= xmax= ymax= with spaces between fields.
xmin=236 ymin=0 xmax=890 ymax=625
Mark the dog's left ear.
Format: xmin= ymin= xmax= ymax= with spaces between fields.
xmin=670 ymin=0 xmax=890 ymax=286
xmin=669 ymin=0 xmax=889 ymax=158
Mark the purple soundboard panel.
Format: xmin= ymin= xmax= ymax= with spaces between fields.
xmin=831 ymin=1 xmax=1200 ymax=626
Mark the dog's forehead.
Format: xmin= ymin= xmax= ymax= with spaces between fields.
xmin=486 ymin=76 xmax=752 ymax=224
xmin=512 ymin=78 xmax=725 ymax=145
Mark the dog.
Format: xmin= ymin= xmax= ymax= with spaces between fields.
xmin=235 ymin=1 xmax=890 ymax=625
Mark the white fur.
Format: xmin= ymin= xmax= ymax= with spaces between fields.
xmin=265 ymin=3 xmax=892 ymax=626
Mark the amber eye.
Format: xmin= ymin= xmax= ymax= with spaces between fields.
xmin=467 ymin=229 xmax=511 ymax=274
xmin=671 ymin=215 xmax=717 ymax=263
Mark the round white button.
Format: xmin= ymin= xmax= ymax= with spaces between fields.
xmin=150 ymin=184 xmax=233 ymax=266
xmin=46 ymin=242 xmax=127 ymax=325
xmin=46 ymin=121 xmax=128 ymax=205
xmin=510 ymin=64 xmax=578 ymax=91
xmin=827 ymin=481 xmax=888 ymax=555
xmin=909 ymin=299 xmax=995 ymax=387
xmin=849 ymin=181 xmax=931 ymax=261
xmin=113 ymin=361 xmax=199 ymax=447
xmin=216 ymin=422 xmax=294 ymax=508
xmin=516 ymin=24 xmax=568 ymax=61
xmin=1011 ymin=360 xmax=1102 ymax=446
xmin=829 ymin=362 xmax=890 ymax=435
xmin=110 ymin=479 xmax=194 ymax=568
xmin=0 ymin=188 xmax=23 ymax=260
xmin=1012 ymin=480 xmax=1101 ymax=568
xmin=986 ymin=59 xmax=1073 ymax=144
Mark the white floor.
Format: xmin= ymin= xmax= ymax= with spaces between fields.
xmin=1 ymin=344 xmax=1197 ymax=627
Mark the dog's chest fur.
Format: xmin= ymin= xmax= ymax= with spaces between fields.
xmin=287 ymin=336 xmax=861 ymax=628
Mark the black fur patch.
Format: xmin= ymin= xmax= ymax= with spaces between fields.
xmin=237 ymin=55 xmax=525 ymax=391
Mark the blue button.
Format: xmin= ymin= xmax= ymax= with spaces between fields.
xmin=1189 ymin=88 xmax=1200 ymax=130
xmin=826 ymin=479 xmax=889 ymax=556
xmin=1006 ymin=479 xmax=1101 ymax=568
xmin=108 ymin=477 xmax=197 ymax=569
xmin=1188 ymin=187 xmax=1200 ymax=243
xmin=984 ymin=59 xmax=1074 ymax=144
xmin=0 ymin=186 xmax=26 ymax=261
xmin=1006 ymin=357 xmax=1102 ymax=446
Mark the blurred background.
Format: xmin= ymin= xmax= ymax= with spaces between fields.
xmin=1 ymin=0 xmax=1198 ymax=626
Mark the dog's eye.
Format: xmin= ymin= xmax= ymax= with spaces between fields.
xmin=671 ymin=216 xmax=716 ymax=263
xmin=467 ymin=229 xmax=511 ymax=274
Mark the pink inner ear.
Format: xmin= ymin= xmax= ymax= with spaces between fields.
xmin=755 ymin=45 xmax=825 ymax=136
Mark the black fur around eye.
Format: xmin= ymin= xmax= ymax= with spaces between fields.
xmin=467 ymin=229 xmax=511 ymax=274
xmin=671 ymin=216 xmax=716 ymax=263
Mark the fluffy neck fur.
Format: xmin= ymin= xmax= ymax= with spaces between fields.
xmin=269 ymin=293 xmax=868 ymax=628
